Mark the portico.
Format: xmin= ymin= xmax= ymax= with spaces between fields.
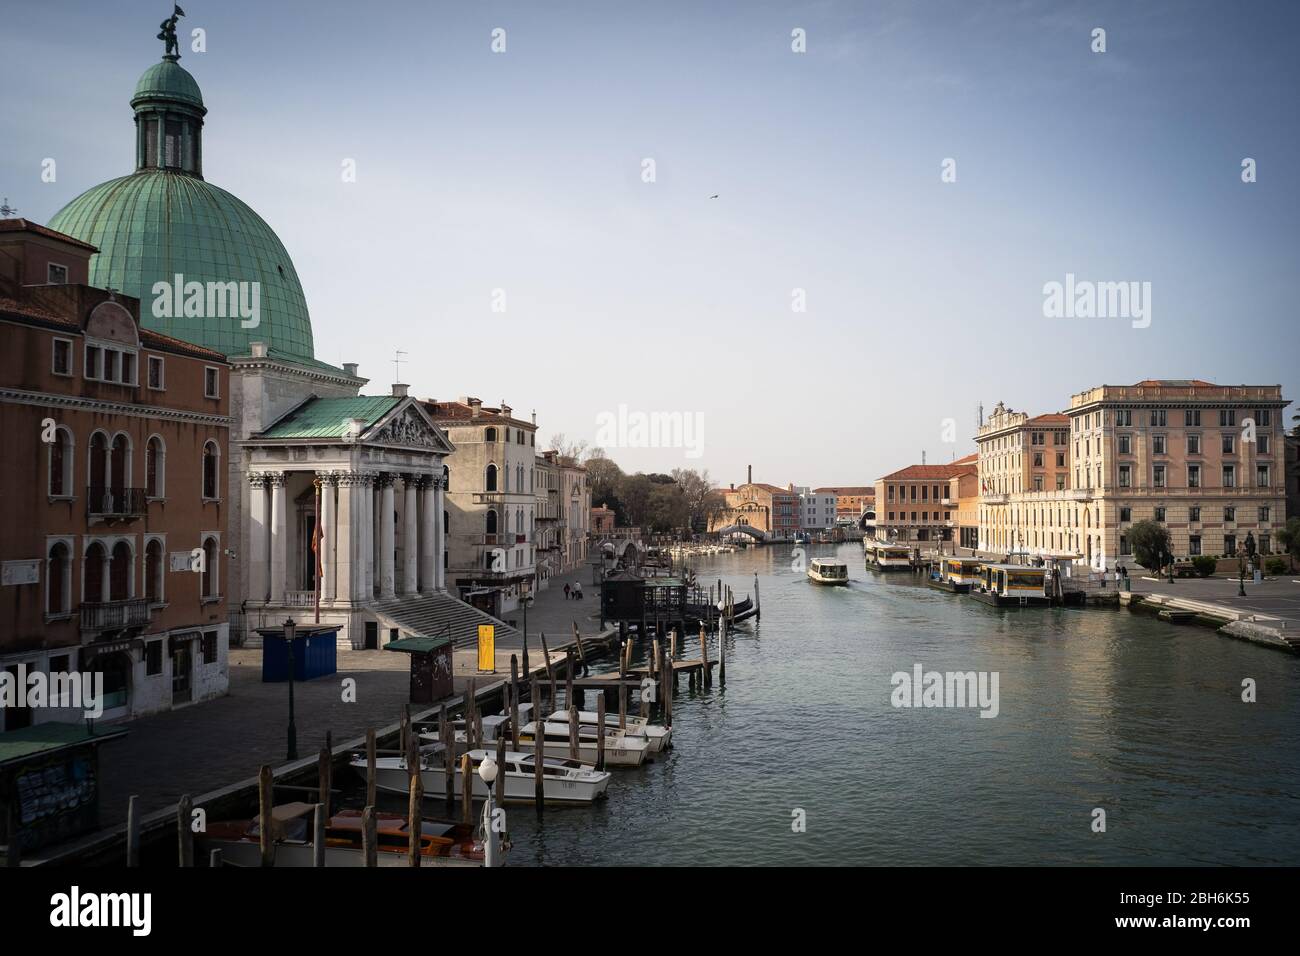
xmin=240 ymin=392 xmax=453 ymax=646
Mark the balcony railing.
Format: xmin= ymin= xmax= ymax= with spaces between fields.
xmin=80 ymin=598 xmax=151 ymax=630
xmin=87 ymin=486 xmax=148 ymax=519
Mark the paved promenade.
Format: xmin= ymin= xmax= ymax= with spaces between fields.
xmin=1125 ymin=570 xmax=1300 ymax=630
xmin=91 ymin=570 xmax=615 ymax=828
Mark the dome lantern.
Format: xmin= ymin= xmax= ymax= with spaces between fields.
xmin=132 ymin=8 xmax=205 ymax=177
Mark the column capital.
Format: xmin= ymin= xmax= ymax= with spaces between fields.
xmin=336 ymin=471 xmax=363 ymax=487
xmin=266 ymin=471 xmax=287 ymax=488
xmin=318 ymin=470 xmax=340 ymax=487
xmin=376 ymin=472 xmax=395 ymax=489
xmin=247 ymin=471 xmax=268 ymax=488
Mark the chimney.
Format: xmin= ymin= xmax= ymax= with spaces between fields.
xmin=501 ymin=402 xmax=512 ymax=417
xmin=730 ymin=482 xmax=735 ymax=491
xmin=250 ymin=341 xmax=268 ymax=358
xmin=531 ymin=409 xmax=536 ymax=425
xmin=468 ymin=397 xmax=482 ymax=418
xmin=392 ymin=383 xmax=409 ymax=397
xmin=747 ymin=465 xmax=752 ymax=485
xmin=342 ymin=362 xmax=359 ymax=377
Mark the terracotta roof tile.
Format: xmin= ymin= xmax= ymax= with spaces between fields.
xmin=0 ymin=218 xmax=98 ymax=252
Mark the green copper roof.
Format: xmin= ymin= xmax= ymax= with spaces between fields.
xmin=259 ymin=396 xmax=400 ymax=439
xmin=48 ymin=170 xmax=315 ymax=360
xmin=132 ymin=58 xmax=204 ymax=111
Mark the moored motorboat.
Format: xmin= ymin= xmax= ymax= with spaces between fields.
xmin=545 ymin=709 xmax=672 ymax=753
xmin=355 ymin=746 xmax=611 ymax=805
xmin=807 ymin=558 xmax=849 ymax=585
xmin=201 ymin=803 xmax=488 ymax=867
xmin=516 ymin=720 xmax=650 ymax=767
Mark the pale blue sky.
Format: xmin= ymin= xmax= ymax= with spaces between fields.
xmin=4 ymin=0 xmax=1297 ymax=486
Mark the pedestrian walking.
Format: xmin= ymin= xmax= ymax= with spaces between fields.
xmin=563 ymin=583 xmax=571 ymax=600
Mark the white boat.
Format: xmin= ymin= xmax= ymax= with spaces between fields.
xmin=546 ymin=709 xmax=672 ymax=753
xmin=355 ymin=747 xmax=611 ymax=805
xmin=421 ymin=706 xmax=651 ymax=767
xmin=807 ymin=558 xmax=849 ymax=585
xmin=518 ymin=720 xmax=650 ymax=767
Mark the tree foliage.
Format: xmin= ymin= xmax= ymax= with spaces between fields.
xmin=1127 ymin=519 xmax=1171 ymax=570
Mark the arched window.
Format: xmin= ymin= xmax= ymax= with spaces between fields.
xmin=49 ymin=427 xmax=74 ymax=497
xmin=47 ymin=541 xmax=70 ymax=615
xmin=503 ymin=465 xmax=510 ymax=492
xmin=516 ymin=465 xmax=523 ymax=490
xmin=484 ymin=427 xmax=497 ymax=443
xmin=84 ymin=541 xmax=107 ymax=602
xmin=485 ymin=463 xmax=497 ymax=492
xmin=109 ymin=541 xmax=132 ymax=601
xmin=145 ymin=539 xmax=164 ymax=604
xmin=202 ymin=441 xmax=219 ymax=499
xmin=485 ymin=509 xmax=498 ymax=535
xmin=201 ymin=536 xmax=218 ymax=598
xmin=146 ymin=436 xmax=165 ymax=498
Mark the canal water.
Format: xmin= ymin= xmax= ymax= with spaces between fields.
xmin=364 ymin=543 xmax=1300 ymax=865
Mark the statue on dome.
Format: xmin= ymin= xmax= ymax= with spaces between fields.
xmin=157 ymin=5 xmax=186 ymax=59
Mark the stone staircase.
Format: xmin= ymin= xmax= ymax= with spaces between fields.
xmin=370 ymin=592 xmax=520 ymax=648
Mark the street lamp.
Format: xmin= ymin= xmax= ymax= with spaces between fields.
xmin=284 ymin=617 xmax=298 ymax=761
xmin=478 ymin=756 xmax=501 ymax=867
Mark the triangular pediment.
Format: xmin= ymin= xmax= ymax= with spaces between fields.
xmin=365 ymin=399 xmax=454 ymax=454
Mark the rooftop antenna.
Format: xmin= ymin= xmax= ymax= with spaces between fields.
xmin=392 ymin=349 xmax=408 ymax=383
xmin=0 ymin=198 xmax=18 ymax=218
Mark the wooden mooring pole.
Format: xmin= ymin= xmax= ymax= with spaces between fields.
xmin=176 ymin=795 xmax=193 ymax=867
xmin=126 ymin=795 xmax=140 ymax=867
xmin=366 ymin=729 xmax=377 ymax=810
xmin=362 ymin=806 xmax=377 ymax=867
xmin=460 ymin=752 xmax=473 ymax=826
xmin=313 ymin=803 xmax=326 ymax=868
xmin=510 ymin=655 xmax=522 ymax=750
xmin=596 ymin=694 xmax=607 ymax=771
xmin=532 ymin=676 xmax=544 ymax=811
xmin=257 ymin=767 xmax=273 ymax=867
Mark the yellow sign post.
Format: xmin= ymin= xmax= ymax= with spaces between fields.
xmin=477 ymin=624 xmax=495 ymax=673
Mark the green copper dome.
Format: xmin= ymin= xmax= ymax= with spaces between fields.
xmin=45 ymin=54 xmax=316 ymax=362
xmin=48 ymin=172 xmax=315 ymax=359
xmin=132 ymin=58 xmax=204 ymax=110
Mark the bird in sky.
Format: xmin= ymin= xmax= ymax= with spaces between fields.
xmin=709 ymin=194 xmax=719 ymax=199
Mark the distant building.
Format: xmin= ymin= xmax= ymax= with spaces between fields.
xmin=875 ymin=460 xmax=977 ymax=548
xmin=427 ymin=398 xmax=538 ymax=612
xmin=975 ymin=382 xmax=1291 ymax=568
xmin=708 ymin=468 xmax=799 ymax=540
xmin=591 ymin=504 xmax=616 ymax=534
xmin=0 ymin=220 xmax=231 ymax=726
xmin=816 ymin=486 xmax=876 ymax=526
xmin=796 ymin=487 xmax=837 ymax=530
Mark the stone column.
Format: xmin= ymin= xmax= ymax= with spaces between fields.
xmin=320 ymin=473 xmax=337 ymax=603
xmin=335 ymin=472 xmax=356 ymax=604
xmin=380 ymin=474 xmax=396 ymax=599
xmin=269 ymin=472 xmax=288 ymax=604
xmin=434 ymin=473 xmax=447 ymax=590
xmin=360 ymin=473 xmax=374 ymax=600
xmin=246 ymin=472 xmax=269 ymax=603
xmin=419 ymin=476 xmax=437 ymax=592
xmin=403 ymin=475 xmax=419 ymax=594
xmin=372 ymin=473 xmax=383 ymax=595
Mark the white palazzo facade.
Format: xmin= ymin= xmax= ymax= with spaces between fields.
xmin=238 ymin=387 xmax=454 ymax=648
